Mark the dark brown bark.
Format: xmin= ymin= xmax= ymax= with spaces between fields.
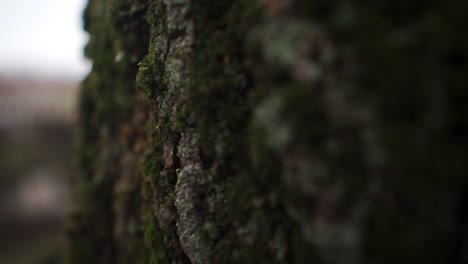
xmin=67 ymin=1 xmax=468 ymax=263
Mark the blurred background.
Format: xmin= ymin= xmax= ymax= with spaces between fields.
xmin=0 ymin=0 xmax=89 ymax=263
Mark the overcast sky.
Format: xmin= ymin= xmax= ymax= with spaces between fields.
xmin=0 ymin=0 xmax=90 ymax=80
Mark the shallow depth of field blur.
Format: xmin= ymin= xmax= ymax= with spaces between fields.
xmin=0 ymin=1 xmax=89 ymax=263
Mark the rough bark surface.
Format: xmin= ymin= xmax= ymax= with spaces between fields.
xmin=66 ymin=1 xmax=468 ymax=263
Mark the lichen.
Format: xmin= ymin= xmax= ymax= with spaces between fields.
xmin=69 ymin=0 xmax=468 ymax=263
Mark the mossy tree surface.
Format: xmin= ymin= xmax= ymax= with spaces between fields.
xmin=67 ymin=0 xmax=468 ymax=263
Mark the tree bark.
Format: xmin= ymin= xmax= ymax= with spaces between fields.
xmin=66 ymin=1 xmax=468 ymax=263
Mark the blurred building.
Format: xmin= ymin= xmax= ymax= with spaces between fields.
xmin=0 ymin=74 xmax=79 ymax=264
xmin=0 ymin=75 xmax=77 ymax=128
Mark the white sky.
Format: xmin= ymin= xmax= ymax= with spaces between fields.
xmin=0 ymin=0 xmax=91 ymax=80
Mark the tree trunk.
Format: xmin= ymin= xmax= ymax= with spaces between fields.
xmin=66 ymin=1 xmax=468 ymax=263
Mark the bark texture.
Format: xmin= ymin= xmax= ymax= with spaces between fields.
xmin=66 ymin=1 xmax=468 ymax=263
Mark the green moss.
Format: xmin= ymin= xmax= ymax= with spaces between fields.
xmin=67 ymin=0 xmax=152 ymax=262
xmin=141 ymin=206 xmax=168 ymax=264
xmin=70 ymin=0 xmax=468 ymax=262
xmin=136 ymin=0 xmax=168 ymax=101
xmin=142 ymin=145 xmax=163 ymax=188
xmin=186 ymin=0 xmax=261 ymax=154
